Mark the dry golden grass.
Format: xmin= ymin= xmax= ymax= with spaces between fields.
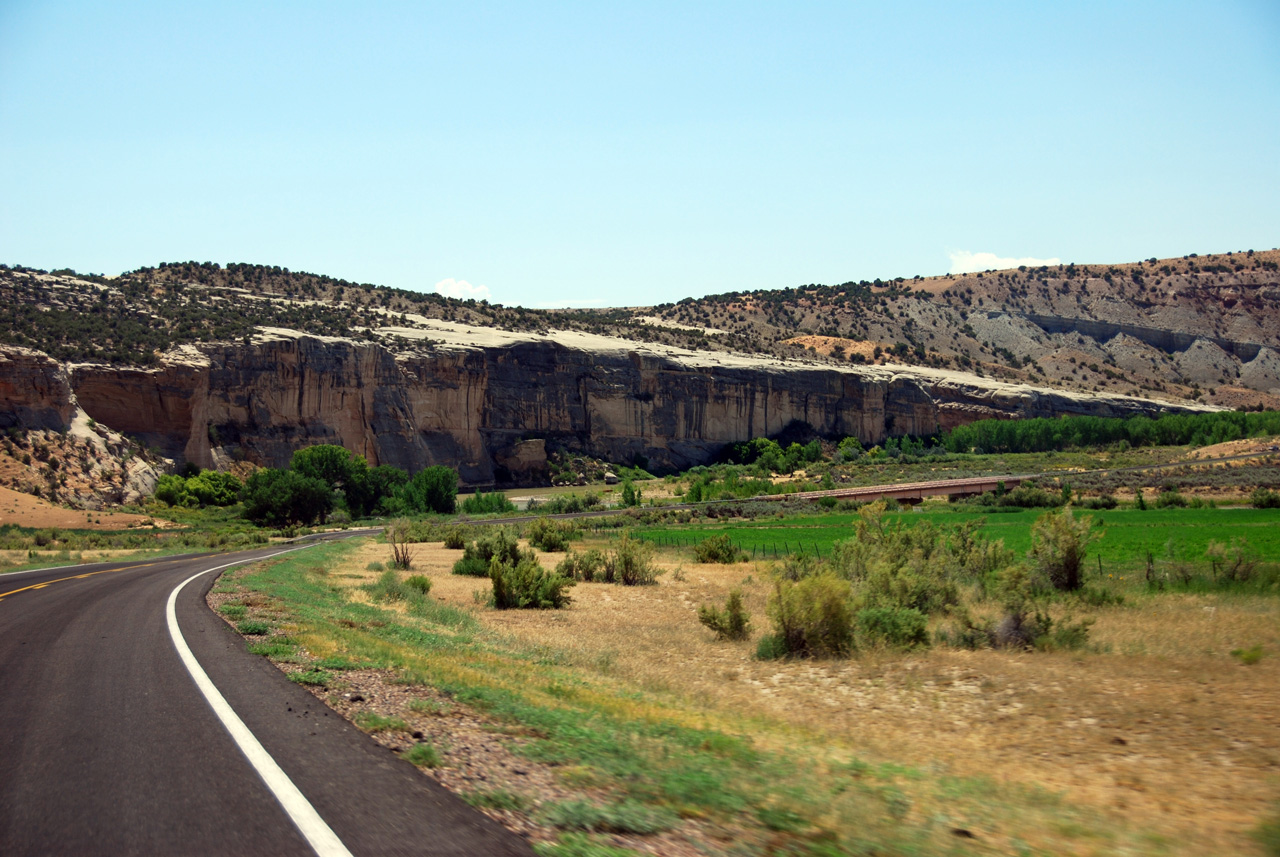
xmin=338 ymin=536 xmax=1280 ymax=855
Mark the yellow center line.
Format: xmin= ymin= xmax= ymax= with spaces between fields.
xmin=0 ymin=561 xmax=161 ymax=601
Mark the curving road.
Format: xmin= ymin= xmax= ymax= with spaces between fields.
xmin=0 ymin=546 xmax=533 ymax=856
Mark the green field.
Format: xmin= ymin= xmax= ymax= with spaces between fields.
xmin=632 ymin=505 xmax=1280 ymax=572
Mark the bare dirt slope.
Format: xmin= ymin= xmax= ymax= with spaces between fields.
xmin=0 ymin=484 xmax=157 ymax=530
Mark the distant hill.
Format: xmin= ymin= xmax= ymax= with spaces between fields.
xmin=1 ymin=251 xmax=1253 ymax=483
xmin=3 ymin=248 xmax=1278 ymax=414
xmin=643 ymin=248 xmax=1280 ymax=411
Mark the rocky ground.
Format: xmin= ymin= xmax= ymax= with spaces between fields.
xmin=0 ymin=419 xmax=160 ymax=512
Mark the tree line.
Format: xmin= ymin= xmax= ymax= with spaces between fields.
xmin=154 ymin=445 xmax=459 ymax=527
xmin=942 ymin=410 xmax=1280 ymax=455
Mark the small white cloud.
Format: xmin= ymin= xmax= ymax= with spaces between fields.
xmin=434 ymin=278 xmax=491 ymax=301
xmin=949 ymin=250 xmax=1061 ymax=274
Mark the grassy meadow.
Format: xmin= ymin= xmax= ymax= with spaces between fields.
xmin=217 ymin=496 xmax=1280 ymax=857
xmin=631 ymin=505 xmax=1280 ymax=574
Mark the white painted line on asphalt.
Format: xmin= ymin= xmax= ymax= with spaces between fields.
xmin=166 ymin=548 xmax=355 ymax=857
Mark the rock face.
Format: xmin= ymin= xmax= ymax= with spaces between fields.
xmin=0 ymin=347 xmax=77 ymax=431
xmin=17 ymin=332 xmax=1189 ymax=485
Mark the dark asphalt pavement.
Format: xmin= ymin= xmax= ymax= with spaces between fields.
xmin=0 ymin=548 xmax=533 ymax=856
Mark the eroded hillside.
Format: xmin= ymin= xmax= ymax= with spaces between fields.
xmin=646 ymin=248 xmax=1280 ymax=409
xmin=0 ymin=251 xmax=1263 ymax=485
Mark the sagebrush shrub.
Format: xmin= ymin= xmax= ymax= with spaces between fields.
xmin=453 ymin=528 xmax=524 ymax=576
xmin=1250 ymin=488 xmax=1280 ymax=509
xmin=693 ymin=534 xmax=744 ymax=564
xmin=698 ymin=590 xmax=751 ymax=640
xmin=490 ymin=556 xmax=574 ymax=609
xmin=767 ymin=574 xmax=854 ymax=658
xmin=555 ymin=548 xmax=606 ymax=582
xmin=856 ymin=551 xmax=959 ymax=614
xmin=461 ymin=490 xmax=515 ymax=514
xmin=605 ymin=533 xmax=660 ymax=585
xmin=856 ymin=607 xmax=929 ymax=649
xmin=526 ymin=517 xmax=580 ymax=552
xmin=404 ymin=574 xmax=432 ymax=595
xmin=366 ymin=569 xmax=432 ymax=604
xmin=1029 ymin=508 xmax=1096 ymax=591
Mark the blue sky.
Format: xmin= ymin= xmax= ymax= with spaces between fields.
xmin=2 ymin=2 xmax=1277 ymax=308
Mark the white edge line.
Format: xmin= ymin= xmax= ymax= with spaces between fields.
xmin=166 ymin=547 xmax=354 ymax=857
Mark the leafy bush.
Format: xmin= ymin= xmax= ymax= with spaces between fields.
xmin=997 ymin=485 xmax=1062 ymax=508
xmin=555 ymin=548 xmax=606 ymax=582
xmin=604 ymin=533 xmax=660 ymax=585
xmin=1082 ymin=494 xmax=1118 ymax=510
xmin=1232 ymin=645 xmax=1264 ymax=666
xmin=856 ymin=607 xmax=929 ymax=648
xmin=154 ymin=469 xmax=243 ymax=508
xmin=461 ymin=490 xmax=516 ymax=514
xmin=363 ymin=566 xmax=432 ymax=607
xmin=1251 ymin=488 xmax=1280 ymax=509
xmin=698 ymin=590 xmax=751 ymax=641
xmin=1155 ymin=489 xmax=1188 ymax=508
xmin=453 ymin=528 xmax=524 ymax=576
xmin=529 ymin=493 xmax=601 ymax=514
xmin=490 ymin=556 xmax=575 ymax=609
xmin=755 ymin=633 xmax=789 ymax=660
xmin=693 ymin=533 xmax=745 ymax=564
xmin=767 ymin=574 xmax=855 ymax=658
xmin=1029 ymin=508 xmax=1097 ymax=591
xmin=404 ymin=574 xmax=432 ymax=594
xmin=856 ymin=553 xmax=959 ymax=614
xmin=526 ymin=517 xmax=580 ymax=552
xmin=443 ymin=527 xmax=466 ymax=549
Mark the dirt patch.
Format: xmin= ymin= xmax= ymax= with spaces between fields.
xmin=1184 ymin=437 xmax=1280 ymax=461
xmin=0 ymin=484 xmax=160 ymax=530
xmin=780 ymin=335 xmax=880 ymax=360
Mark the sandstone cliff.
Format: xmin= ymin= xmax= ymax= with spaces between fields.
xmin=0 ymin=348 xmax=160 ymax=505
xmin=24 ymin=324 xmax=1195 ymax=485
xmin=0 ymin=347 xmax=77 ymax=431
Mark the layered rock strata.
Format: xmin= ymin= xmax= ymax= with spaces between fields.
xmin=0 ymin=328 xmax=1189 ymax=485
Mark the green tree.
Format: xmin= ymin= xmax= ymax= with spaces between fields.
xmin=154 ymin=474 xmax=191 ymax=507
xmin=241 ymin=468 xmax=333 ymax=526
xmin=186 ymin=470 xmax=241 ymax=506
xmin=399 ymin=465 xmax=458 ymax=514
xmin=291 ymin=444 xmax=355 ymax=490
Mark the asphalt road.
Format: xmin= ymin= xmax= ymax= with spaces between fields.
xmin=0 ymin=546 xmax=533 ymax=856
